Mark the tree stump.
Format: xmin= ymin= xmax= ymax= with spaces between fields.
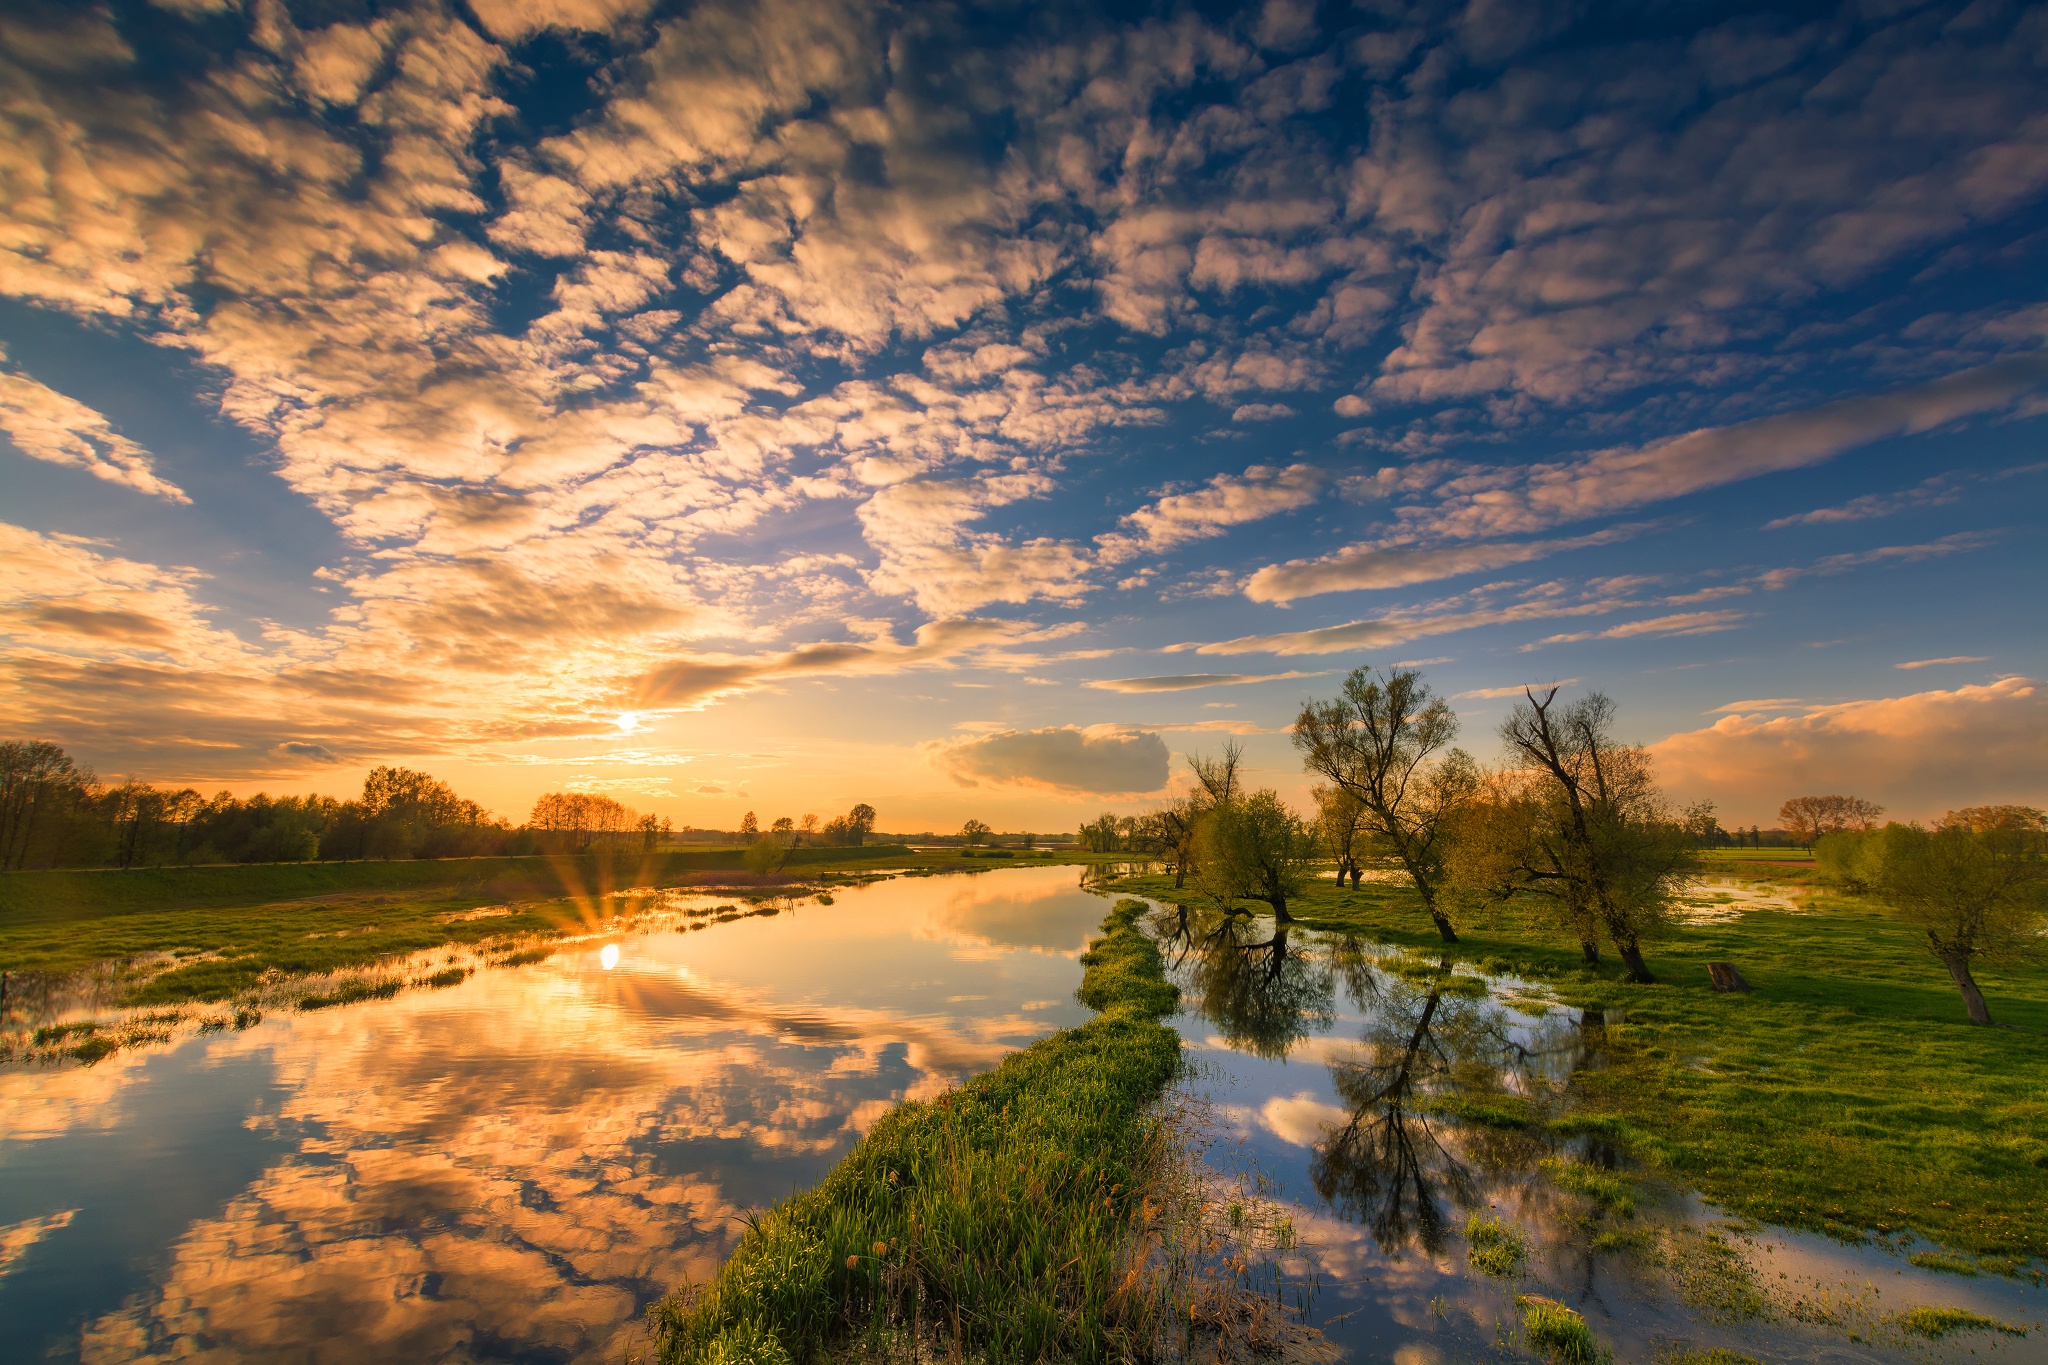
xmin=1707 ymin=962 xmax=1752 ymax=993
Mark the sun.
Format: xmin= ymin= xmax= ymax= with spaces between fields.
xmin=615 ymin=712 xmax=643 ymax=733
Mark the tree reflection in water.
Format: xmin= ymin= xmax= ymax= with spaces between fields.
xmin=1157 ymin=905 xmax=1601 ymax=1262
xmin=1157 ymin=904 xmax=1334 ymax=1060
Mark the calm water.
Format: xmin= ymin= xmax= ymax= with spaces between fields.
xmin=0 ymin=866 xmax=1107 ymax=1364
xmin=1148 ymin=902 xmax=2048 ymax=1364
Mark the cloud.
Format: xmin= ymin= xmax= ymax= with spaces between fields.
xmin=1383 ymin=358 xmax=2048 ymax=546
xmin=924 ymin=726 xmax=1169 ymax=796
xmin=0 ymin=357 xmax=187 ymax=502
xmin=1244 ymin=525 xmax=1644 ymax=602
xmin=1708 ymin=698 xmax=1807 ymax=713
xmin=1756 ymin=531 xmax=2000 ymax=591
xmin=1230 ymin=403 xmax=1296 ymax=422
xmin=1453 ymin=680 xmax=1578 ymax=701
xmin=1531 ymin=609 xmax=1748 ymax=647
xmin=1650 ymin=677 xmax=2048 ymax=822
xmin=1187 ymin=587 xmax=1633 ymax=658
xmin=272 ymin=741 xmax=341 ymax=763
xmin=1896 ymin=656 xmax=1991 ymax=670
xmin=1083 ymin=671 xmax=1325 ymax=693
xmin=1763 ymin=475 xmax=1963 ymax=528
xmin=1100 ymin=464 xmax=1327 ymax=563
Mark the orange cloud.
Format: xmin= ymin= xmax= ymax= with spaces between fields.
xmin=1649 ymin=677 xmax=2046 ymax=824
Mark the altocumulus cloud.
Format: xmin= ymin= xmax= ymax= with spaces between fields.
xmin=924 ymin=726 xmax=1168 ymax=796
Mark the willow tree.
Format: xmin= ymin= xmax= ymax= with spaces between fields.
xmin=1193 ymin=788 xmax=1317 ymax=923
xmin=1294 ymin=667 xmax=1474 ymax=943
xmin=1869 ymin=806 xmax=2046 ymax=1026
xmin=1479 ymin=688 xmax=1698 ymax=983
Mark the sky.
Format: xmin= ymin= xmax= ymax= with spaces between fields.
xmin=2 ymin=0 xmax=2045 ymax=833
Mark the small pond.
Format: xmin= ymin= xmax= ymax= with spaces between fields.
xmin=1147 ymin=902 xmax=2048 ymax=1363
xmin=0 ymin=866 xmax=1107 ymax=1364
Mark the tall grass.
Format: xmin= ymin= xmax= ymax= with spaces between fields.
xmin=647 ymin=898 xmax=1182 ymax=1364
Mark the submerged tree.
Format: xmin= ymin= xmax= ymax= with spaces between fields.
xmin=1868 ymin=806 xmax=2047 ymax=1026
xmin=1295 ymin=667 xmax=1475 ymax=943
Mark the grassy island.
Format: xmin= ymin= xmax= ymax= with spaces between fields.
xmin=647 ymin=898 xmax=1183 ymax=1365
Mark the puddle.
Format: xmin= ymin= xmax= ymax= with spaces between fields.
xmin=1144 ymin=904 xmax=2047 ymax=1363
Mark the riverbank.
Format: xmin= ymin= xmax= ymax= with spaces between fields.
xmin=647 ymin=897 xmax=1184 ymax=1365
xmin=1109 ymin=859 xmax=2048 ymax=1269
xmin=0 ymin=847 xmax=1104 ymax=999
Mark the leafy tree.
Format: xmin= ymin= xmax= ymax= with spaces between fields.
xmin=0 ymin=740 xmax=95 ymax=870
xmin=1294 ymin=667 xmax=1475 ymax=943
xmin=1779 ymin=794 xmax=1885 ymax=848
xmin=1867 ymin=807 xmax=2046 ymax=1026
xmin=1193 ymin=788 xmax=1317 ymax=922
xmin=959 ymin=818 xmax=991 ymax=846
xmin=1314 ymin=784 xmax=1369 ymax=887
xmin=1460 ymin=689 xmax=1697 ymax=983
xmin=739 ymin=810 xmax=759 ymax=838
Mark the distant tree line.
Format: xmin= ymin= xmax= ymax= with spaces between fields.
xmin=0 ymin=742 xmax=532 ymax=870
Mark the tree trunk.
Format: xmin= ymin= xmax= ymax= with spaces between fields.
xmin=1580 ymin=941 xmax=1601 ymax=966
xmin=1269 ymin=895 xmax=1293 ymax=922
xmin=1349 ymin=867 xmax=1362 ymax=889
xmin=1940 ymin=951 xmax=1993 ymax=1025
xmin=1617 ymin=939 xmax=1654 ymax=984
xmin=1429 ymin=911 xmax=1458 ymax=943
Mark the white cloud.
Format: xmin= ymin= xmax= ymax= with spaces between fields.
xmin=0 ymin=358 xmax=187 ymax=502
xmin=1530 ymin=609 xmax=1747 ymax=648
xmin=924 ymin=725 xmax=1170 ymax=796
xmin=1453 ymin=680 xmax=1578 ymax=701
xmin=1244 ymin=525 xmax=1644 ymax=603
xmin=1101 ymin=463 xmax=1326 ymax=563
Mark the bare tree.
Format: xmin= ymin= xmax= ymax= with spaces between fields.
xmin=1490 ymin=689 xmax=1697 ymax=983
xmin=1779 ymin=794 xmax=1886 ymax=848
xmin=1294 ymin=668 xmax=1474 ymax=943
xmin=1870 ymin=806 xmax=2046 ymax=1026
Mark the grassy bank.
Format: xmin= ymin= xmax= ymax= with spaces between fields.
xmin=0 ymin=846 xmax=953 ymax=995
xmin=648 ymin=898 xmax=1183 ymax=1365
xmin=1111 ymin=860 xmax=2048 ymax=1265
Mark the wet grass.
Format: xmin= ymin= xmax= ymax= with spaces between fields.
xmin=1111 ymin=859 xmax=2048 ymax=1264
xmin=295 ymin=977 xmax=401 ymax=1011
xmin=1517 ymin=1294 xmax=1604 ymax=1363
xmin=647 ymin=898 xmax=1184 ymax=1365
xmin=1465 ymin=1214 xmax=1528 ymax=1276
xmin=1895 ymin=1304 xmax=2027 ymax=1337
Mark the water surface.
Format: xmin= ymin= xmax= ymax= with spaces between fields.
xmin=0 ymin=865 xmax=1106 ymax=1364
xmin=1149 ymin=904 xmax=2047 ymax=1364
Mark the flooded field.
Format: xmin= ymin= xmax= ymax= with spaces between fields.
xmin=0 ymin=867 xmax=1107 ymax=1364
xmin=1148 ymin=903 xmax=2047 ymax=1363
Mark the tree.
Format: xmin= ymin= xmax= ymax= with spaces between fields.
xmin=1779 ymin=795 xmax=1886 ymax=848
xmin=1294 ymin=667 xmax=1474 ymax=943
xmin=1484 ymin=689 xmax=1697 ymax=983
xmin=1194 ymin=788 xmax=1317 ymax=922
xmin=847 ymin=803 xmax=876 ymax=846
xmin=1867 ymin=807 xmax=2046 ymax=1026
xmin=0 ymin=740 xmax=95 ymax=871
xmin=959 ymin=818 xmax=991 ymax=846
xmin=1314 ymin=784 xmax=1369 ymax=887
xmin=739 ymin=810 xmax=759 ymax=838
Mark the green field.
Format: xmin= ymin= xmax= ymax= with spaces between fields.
xmin=1110 ymin=853 xmax=2048 ymax=1265
xmin=0 ymin=845 xmax=1084 ymax=999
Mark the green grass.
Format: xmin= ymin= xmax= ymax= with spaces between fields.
xmin=1517 ymin=1295 xmax=1604 ymax=1363
xmin=295 ymin=977 xmax=402 ymax=1010
xmin=1112 ymin=866 xmax=2048 ymax=1263
xmin=1541 ymin=1157 xmax=1637 ymax=1217
xmin=1465 ymin=1214 xmax=1528 ymax=1276
xmin=0 ymin=846 xmax=1050 ymax=1002
xmin=1908 ymin=1250 xmax=1980 ymax=1276
xmin=647 ymin=898 xmax=1183 ymax=1365
xmin=1895 ymin=1305 xmax=2027 ymax=1337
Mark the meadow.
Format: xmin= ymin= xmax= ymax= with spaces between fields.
xmin=1111 ymin=851 xmax=2048 ymax=1266
xmin=0 ymin=845 xmax=1087 ymax=1001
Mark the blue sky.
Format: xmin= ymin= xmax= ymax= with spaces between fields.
xmin=1 ymin=0 xmax=2044 ymax=830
